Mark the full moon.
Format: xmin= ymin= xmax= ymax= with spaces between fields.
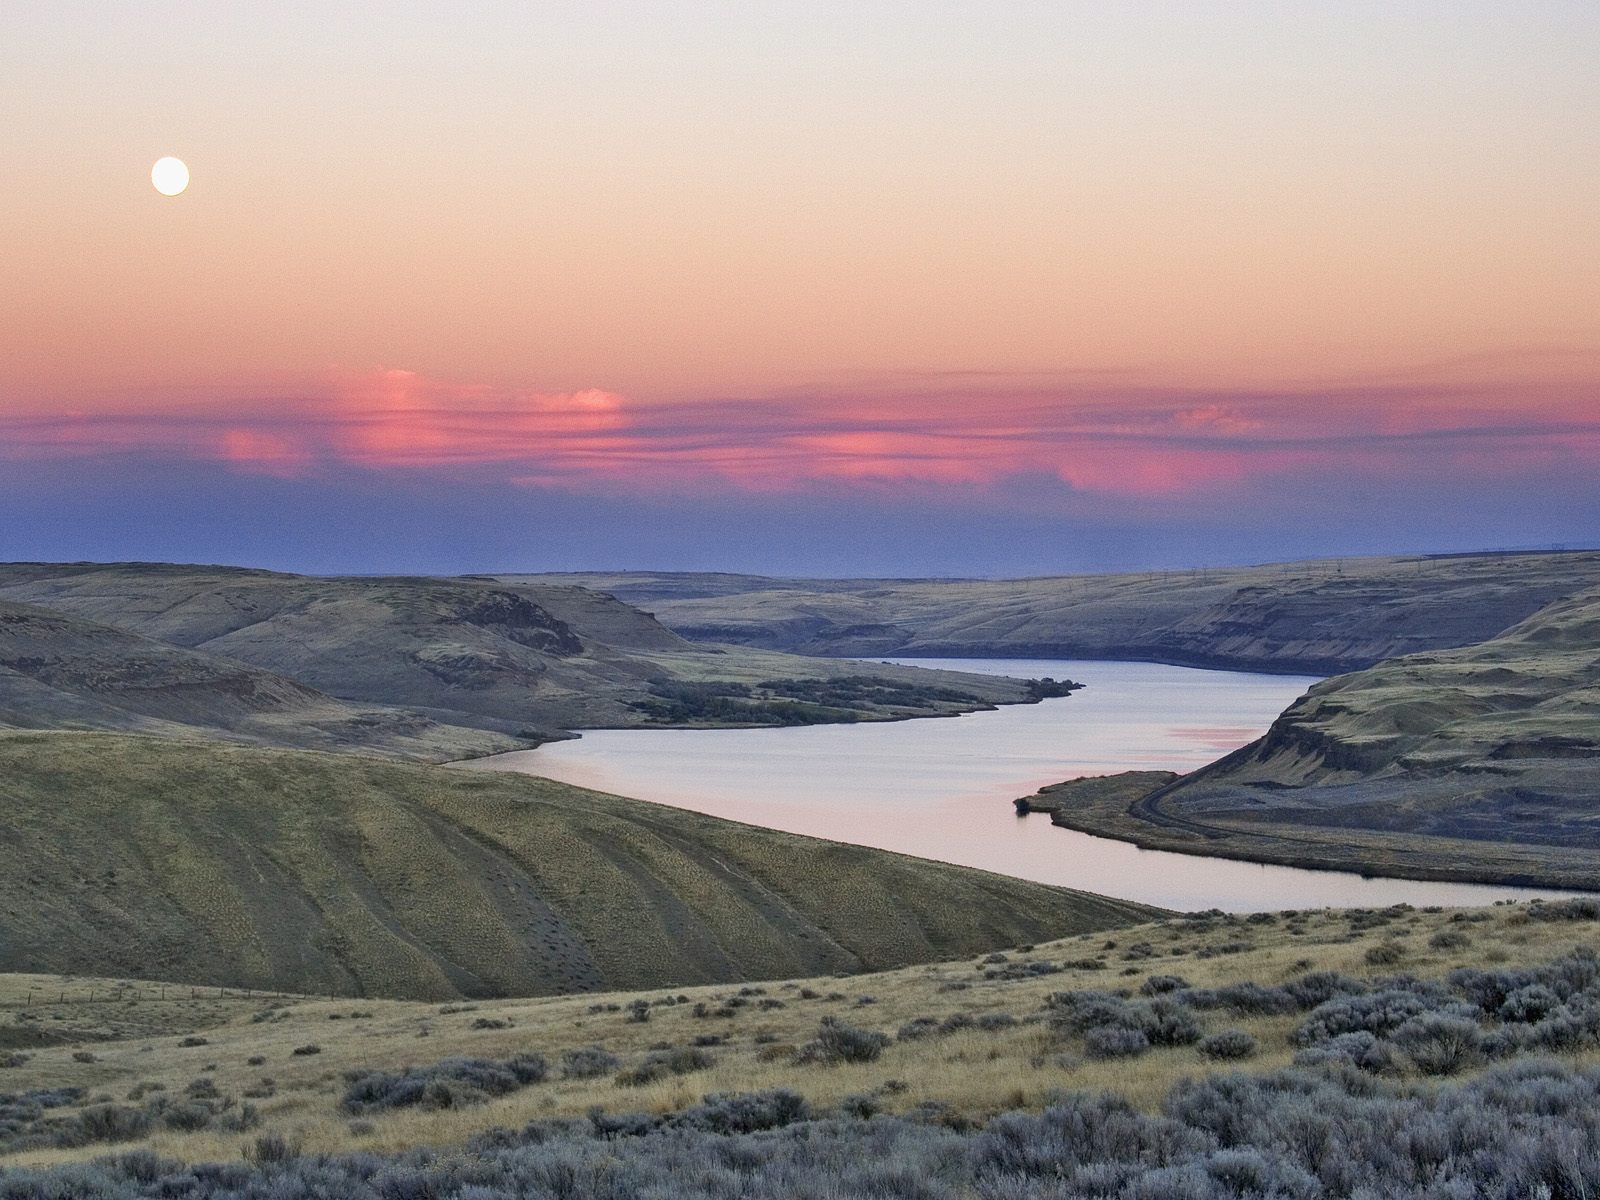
xmin=151 ymin=156 xmax=189 ymax=196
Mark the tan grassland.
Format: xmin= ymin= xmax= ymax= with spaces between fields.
xmin=3 ymin=902 xmax=1594 ymax=1170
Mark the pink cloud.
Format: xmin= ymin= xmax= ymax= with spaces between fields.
xmin=1173 ymin=405 xmax=1263 ymax=434
xmin=329 ymin=370 xmax=629 ymax=467
xmin=219 ymin=429 xmax=312 ymax=476
xmin=3 ymin=365 xmax=1598 ymax=503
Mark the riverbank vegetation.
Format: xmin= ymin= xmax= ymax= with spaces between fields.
xmin=627 ymin=678 xmax=867 ymax=725
xmin=627 ymin=673 xmax=1079 ymax=726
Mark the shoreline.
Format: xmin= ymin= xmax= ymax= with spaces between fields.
xmin=1020 ymin=774 xmax=1600 ymax=895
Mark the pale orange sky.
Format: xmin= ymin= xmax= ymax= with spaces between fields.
xmin=2 ymin=4 xmax=1598 ymax=573
xmin=4 ymin=2 xmax=1598 ymax=412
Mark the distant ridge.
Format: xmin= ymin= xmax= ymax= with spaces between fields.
xmin=508 ymin=549 xmax=1600 ymax=675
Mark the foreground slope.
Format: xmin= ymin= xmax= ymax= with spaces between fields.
xmin=5 ymin=900 xmax=1600 ymax=1199
xmin=0 ymin=601 xmax=514 ymax=759
xmin=0 ymin=563 xmax=1038 ymax=740
xmin=1024 ymin=589 xmax=1600 ymax=888
xmin=522 ymin=549 xmax=1600 ymax=673
xmin=0 ymin=732 xmax=1155 ymax=1000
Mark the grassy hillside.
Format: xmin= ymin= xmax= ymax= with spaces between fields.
xmin=0 ymin=564 xmax=1041 ymax=741
xmin=519 ymin=549 xmax=1600 ymax=673
xmin=0 ymin=601 xmax=516 ymax=759
xmin=1194 ymin=585 xmax=1600 ymax=780
xmin=0 ymin=732 xmax=1155 ymax=1000
xmin=4 ymin=899 xmax=1599 ymax=1197
xmin=1021 ymin=589 xmax=1600 ymax=889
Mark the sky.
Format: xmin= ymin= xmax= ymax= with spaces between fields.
xmin=2 ymin=1 xmax=1597 ymax=576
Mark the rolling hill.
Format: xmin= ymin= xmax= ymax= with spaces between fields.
xmin=0 ymin=731 xmax=1157 ymax=999
xmin=0 ymin=600 xmax=513 ymax=759
xmin=0 ymin=563 xmax=1040 ymax=744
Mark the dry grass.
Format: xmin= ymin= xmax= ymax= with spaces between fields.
xmin=5 ymin=901 xmax=1596 ymax=1170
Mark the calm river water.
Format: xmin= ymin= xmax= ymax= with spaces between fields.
xmin=460 ymin=658 xmax=1584 ymax=912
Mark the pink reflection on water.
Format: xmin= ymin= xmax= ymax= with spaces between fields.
xmin=1171 ymin=725 xmax=1273 ymax=753
xmin=460 ymin=659 xmax=1585 ymax=912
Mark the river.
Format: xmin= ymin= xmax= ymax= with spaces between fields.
xmin=458 ymin=658 xmax=1584 ymax=911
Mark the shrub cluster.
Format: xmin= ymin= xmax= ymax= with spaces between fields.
xmin=1045 ymin=990 xmax=1201 ymax=1058
xmin=1198 ymin=1030 xmax=1258 ymax=1061
xmin=896 ymin=1011 xmax=1016 ymax=1042
xmin=0 ymin=1085 xmax=257 ymax=1155
xmin=1524 ymin=898 xmax=1600 ymax=922
xmin=559 ymin=1047 xmax=620 ymax=1080
xmin=1029 ymin=947 xmax=1600 ymax=1077
xmin=980 ymin=959 xmax=1063 ymax=982
xmin=341 ymin=1055 xmax=548 ymax=1114
xmin=11 ymin=1063 xmax=1600 ymax=1198
xmin=1294 ymin=989 xmax=1468 ymax=1044
xmin=795 ymin=1018 xmax=888 ymax=1064
xmin=614 ymin=1047 xmax=715 ymax=1088
xmin=1270 ymin=948 xmax=1600 ymax=1075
